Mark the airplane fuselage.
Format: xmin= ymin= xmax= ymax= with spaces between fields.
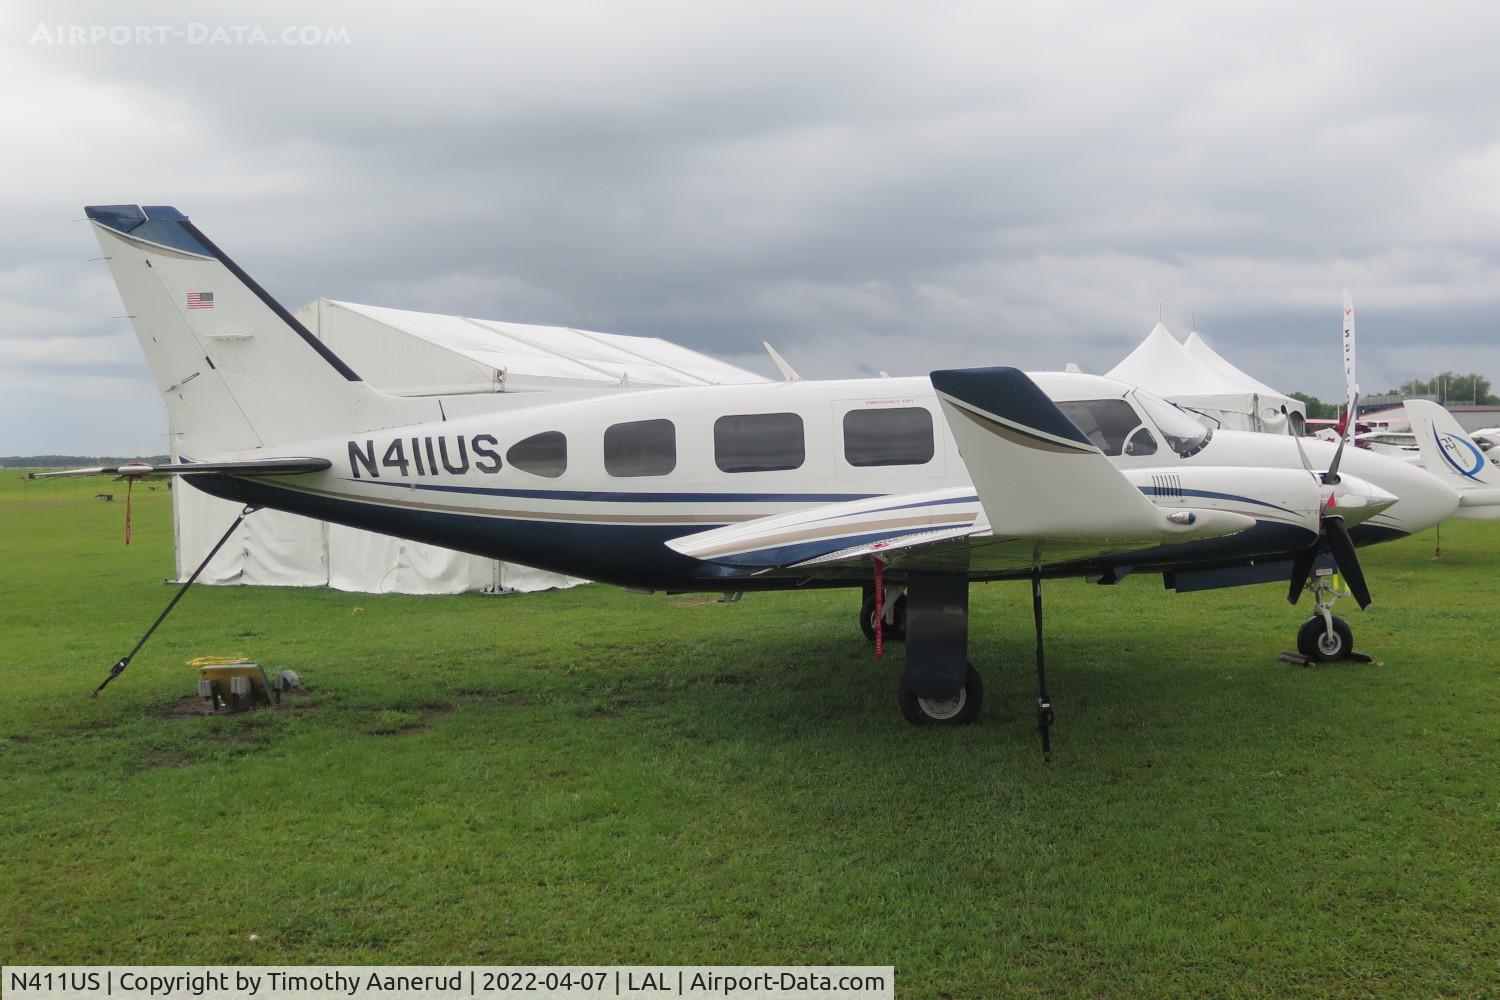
xmin=187 ymin=372 xmax=1460 ymax=591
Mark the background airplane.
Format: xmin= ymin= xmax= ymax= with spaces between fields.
xmin=1405 ymin=400 xmax=1500 ymax=520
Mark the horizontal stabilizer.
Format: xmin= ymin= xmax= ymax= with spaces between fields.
xmin=1458 ymin=487 xmax=1500 ymax=508
xmin=30 ymin=457 xmax=331 ymax=480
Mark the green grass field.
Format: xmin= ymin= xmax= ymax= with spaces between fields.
xmin=2 ymin=471 xmax=1497 ymax=997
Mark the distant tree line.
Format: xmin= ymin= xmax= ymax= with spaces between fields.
xmin=1291 ymin=371 xmax=1499 ymax=419
xmin=2 ymin=455 xmax=169 ymax=468
xmin=1289 ymin=392 xmax=1340 ymax=420
xmin=1381 ymin=372 xmax=1500 ymax=406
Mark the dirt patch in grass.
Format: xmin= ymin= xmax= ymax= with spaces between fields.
xmin=156 ymin=690 xmax=321 ymax=720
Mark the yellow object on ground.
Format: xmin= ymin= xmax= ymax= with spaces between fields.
xmin=194 ymin=660 xmax=277 ymax=711
xmin=186 ymin=656 xmax=249 ymax=667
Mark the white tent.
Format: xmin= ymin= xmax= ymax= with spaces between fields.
xmin=1107 ymin=323 xmax=1305 ymax=433
xmin=173 ymin=301 xmax=769 ymax=593
xmin=1183 ymin=331 xmax=1288 ymax=399
xmin=301 ymin=299 xmax=767 ymax=393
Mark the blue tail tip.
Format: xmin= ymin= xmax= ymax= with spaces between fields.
xmin=84 ymin=204 xmax=208 ymax=256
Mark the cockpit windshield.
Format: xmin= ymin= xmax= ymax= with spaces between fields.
xmin=1132 ymin=389 xmax=1213 ymax=457
xmin=1054 ymin=398 xmax=1142 ymax=456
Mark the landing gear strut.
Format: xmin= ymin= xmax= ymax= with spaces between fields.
xmin=1297 ymin=573 xmax=1354 ymax=661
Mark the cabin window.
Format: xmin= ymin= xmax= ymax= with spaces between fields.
xmin=1054 ymin=398 xmax=1142 ymax=456
xmin=604 ymin=418 xmax=676 ymax=477
xmin=507 ymin=431 xmax=567 ymax=478
xmin=714 ymin=412 xmax=805 ymax=473
xmin=843 ymin=407 xmax=935 ymax=467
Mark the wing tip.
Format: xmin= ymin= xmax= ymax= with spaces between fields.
xmin=930 ymin=367 xmax=1093 ymax=448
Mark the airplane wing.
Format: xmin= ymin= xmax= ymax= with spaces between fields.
xmin=29 ymin=457 xmax=331 ymax=480
xmin=666 ymin=487 xmax=987 ymax=576
xmin=669 ymin=367 xmax=1256 ymax=579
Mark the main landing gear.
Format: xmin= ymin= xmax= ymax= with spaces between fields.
xmin=861 ymin=567 xmax=1056 ymax=758
xmin=859 ymin=583 xmax=907 ymax=642
xmin=890 ymin=571 xmax=979 ymax=726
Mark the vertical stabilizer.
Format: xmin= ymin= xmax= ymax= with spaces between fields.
xmin=1405 ymin=400 xmax=1500 ymax=517
xmin=86 ymin=205 xmax=431 ymax=455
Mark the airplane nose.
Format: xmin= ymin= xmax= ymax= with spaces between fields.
xmin=1327 ymin=475 xmax=1398 ymax=524
xmin=1345 ymin=454 xmax=1460 ymax=535
xmin=1389 ymin=467 xmax=1461 ymax=532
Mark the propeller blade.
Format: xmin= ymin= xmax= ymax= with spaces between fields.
xmin=1323 ymin=431 xmax=1346 ymax=486
xmin=1322 ymin=392 xmax=1359 ymax=485
xmin=1322 ymin=515 xmax=1372 ymax=609
xmin=1325 ymin=292 xmax=1359 ymax=485
xmin=1292 ymin=432 xmax=1315 ymax=474
xmin=1342 ymin=288 xmax=1358 ymax=403
xmin=1287 ymin=546 xmax=1318 ymax=605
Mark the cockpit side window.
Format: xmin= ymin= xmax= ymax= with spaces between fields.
xmin=1054 ymin=399 xmax=1143 ymax=456
xmin=1124 ymin=426 xmax=1158 ymax=457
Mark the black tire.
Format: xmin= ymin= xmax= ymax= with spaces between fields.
xmin=1296 ymin=616 xmax=1353 ymax=662
xmin=898 ymin=662 xmax=983 ymax=725
xmin=859 ymin=591 xmax=907 ymax=642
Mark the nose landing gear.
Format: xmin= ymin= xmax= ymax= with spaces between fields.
xmin=1284 ymin=571 xmax=1372 ymax=665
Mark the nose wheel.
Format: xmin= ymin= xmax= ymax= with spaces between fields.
xmin=1297 ymin=615 xmax=1353 ymax=661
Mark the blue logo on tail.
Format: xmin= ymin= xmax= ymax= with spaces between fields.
xmin=1434 ymin=429 xmax=1490 ymax=481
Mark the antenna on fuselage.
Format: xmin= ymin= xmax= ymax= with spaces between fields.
xmin=762 ymin=342 xmax=802 ymax=382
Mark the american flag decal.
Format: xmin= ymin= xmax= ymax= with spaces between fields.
xmin=186 ymin=291 xmax=214 ymax=310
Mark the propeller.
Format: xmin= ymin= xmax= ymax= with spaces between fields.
xmin=1320 ymin=391 xmax=1357 ymax=486
xmin=1286 ymin=505 xmax=1373 ymax=610
xmin=1286 ymin=293 xmax=1372 ymax=610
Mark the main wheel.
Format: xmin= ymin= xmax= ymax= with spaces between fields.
xmin=1296 ymin=616 xmax=1353 ymax=662
xmin=897 ymin=662 xmax=983 ymax=725
xmin=859 ymin=591 xmax=907 ymax=642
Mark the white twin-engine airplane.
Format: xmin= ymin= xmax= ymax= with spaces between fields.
xmin=66 ymin=205 xmax=1468 ymax=751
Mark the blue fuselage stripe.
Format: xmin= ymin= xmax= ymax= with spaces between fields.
xmin=351 ymin=478 xmax=879 ymax=504
xmin=1138 ymin=485 xmax=1297 ymax=516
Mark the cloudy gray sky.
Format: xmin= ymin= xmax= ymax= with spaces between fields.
xmin=4 ymin=0 xmax=1500 ymax=453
